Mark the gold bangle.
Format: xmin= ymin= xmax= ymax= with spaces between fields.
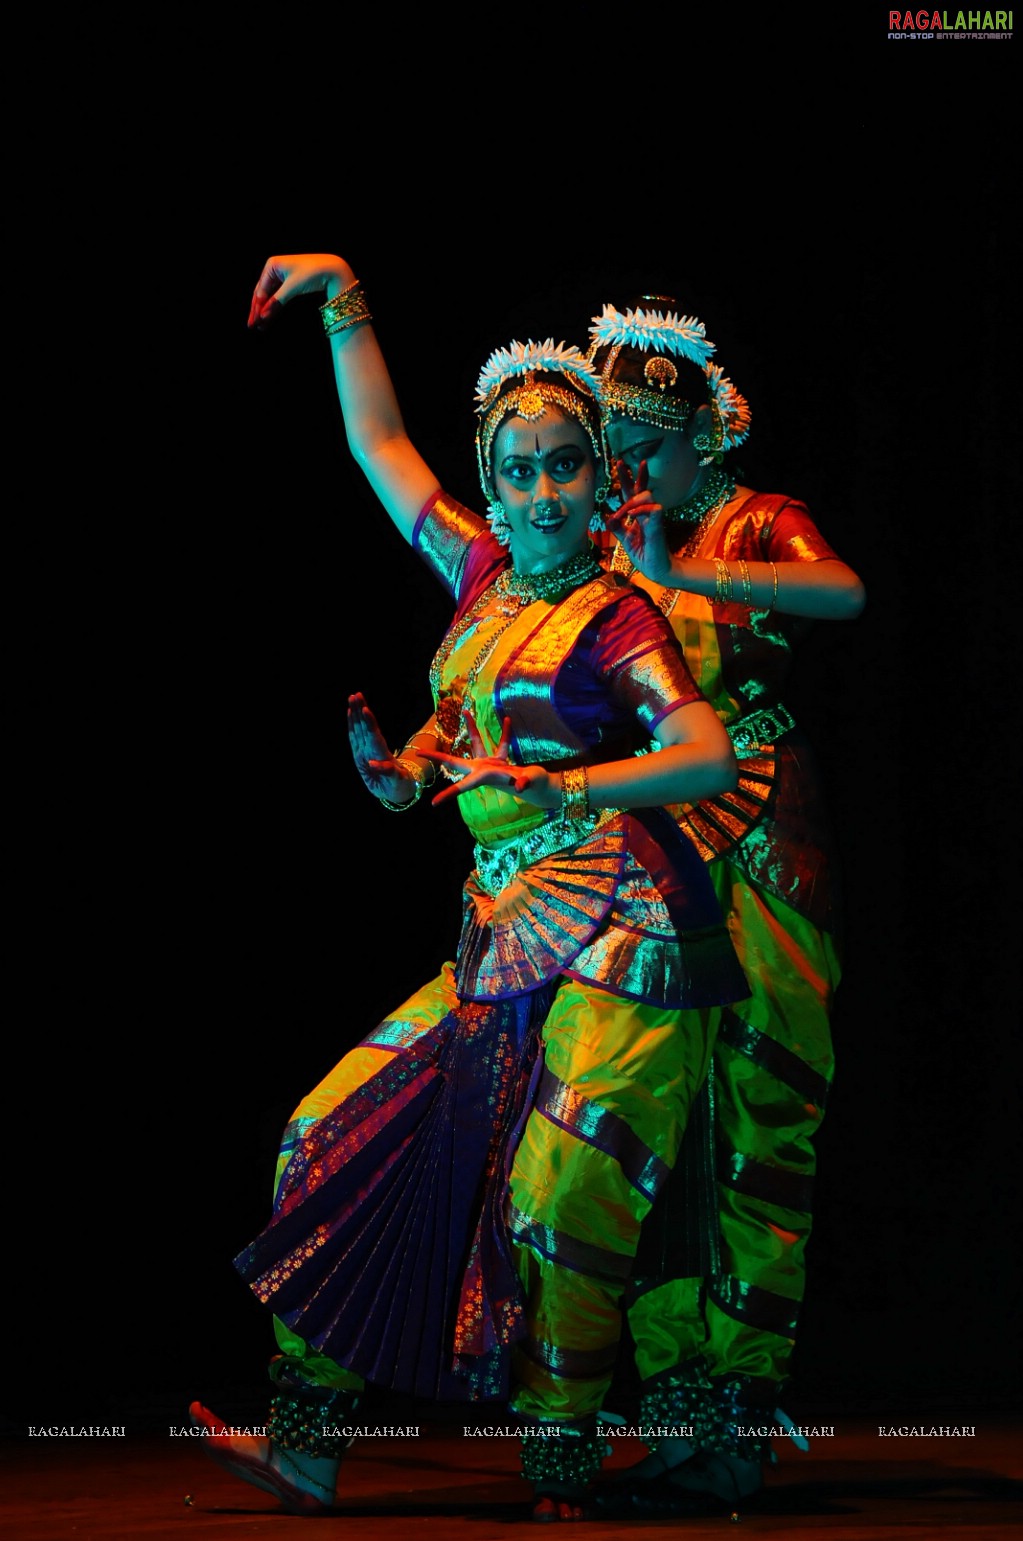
xmin=714 ymin=558 xmax=733 ymax=605
xmin=378 ymin=756 xmax=426 ymax=812
xmin=561 ymin=764 xmax=590 ymax=821
xmin=319 ymin=279 xmax=372 ymax=337
xmin=768 ymin=561 xmax=779 ymax=610
xmin=325 ymin=312 xmax=372 ymax=337
xmin=738 ymin=558 xmax=752 ymax=606
xmin=400 ymin=739 xmax=437 ymax=786
xmin=320 ymin=279 xmax=364 ymax=320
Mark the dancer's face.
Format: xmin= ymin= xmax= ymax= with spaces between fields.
xmin=492 ymin=408 xmax=597 ymax=573
xmin=605 ymin=415 xmax=701 ymax=508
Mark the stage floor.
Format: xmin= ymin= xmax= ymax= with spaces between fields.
xmin=2 ymin=1415 xmax=1020 ymax=1540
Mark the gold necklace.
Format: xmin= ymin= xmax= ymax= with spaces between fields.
xmin=496 ymin=545 xmax=603 ymax=604
xmin=663 ymin=467 xmax=736 ymax=556
xmin=429 ymin=547 xmax=602 ymax=755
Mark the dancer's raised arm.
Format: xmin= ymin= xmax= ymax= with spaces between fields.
xmin=249 ymin=253 xmax=440 ymax=542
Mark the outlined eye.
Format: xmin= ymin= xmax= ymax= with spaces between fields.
xmin=553 ymin=453 xmax=586 ymax=477
xmin=501 ymin=462 xmax=535 ymax=484
xmin=625 ymin=439 xmax=661 ymax=466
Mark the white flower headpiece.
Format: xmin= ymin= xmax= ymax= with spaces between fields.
xmin=474 ymin=338 xmax=599 ymax=413
xmin=473 ymin=338 xmax=609 ymax=517
xmin=706 ymin=363 xmax=751 ymax=451
xmin=589 ymin=300 xmax=751 ymax=451
xmin=588 ymin=304 xmax=716 ymax=369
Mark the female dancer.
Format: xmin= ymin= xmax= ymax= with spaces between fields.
xmin=190 ymin=255 xmax=749 ymax=1522
xmin=588 ymin=299 xmax=865 ymax=1511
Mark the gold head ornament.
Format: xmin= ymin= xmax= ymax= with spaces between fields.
xmin=474 ymin=339 xmax=611 ymax=535
xmin=588 ymin=301 xmax=751 ymax=454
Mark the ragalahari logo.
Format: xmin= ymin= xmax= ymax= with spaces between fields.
xmin=888 ymin=9 xmax=1013 ymax=36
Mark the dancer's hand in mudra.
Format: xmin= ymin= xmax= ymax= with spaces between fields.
xmin=421 ymin=711 xmax=557 ymax=809
xmin=347 ymin=692 xmax=419 ymax=807
xmin=604 ymin=459 xmax=671 ymax=583
xmin=248 ymin=252 xmax=352 ymax=330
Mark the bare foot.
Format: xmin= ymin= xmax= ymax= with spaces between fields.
xmin=188 ymin=1401 xmax=339 ymax=1514
xmin=532 ymin=1488 xmax=588 ymax=1522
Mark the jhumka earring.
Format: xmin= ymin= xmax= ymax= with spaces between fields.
xmin=487 ymin=501 xmax=512 ymax=545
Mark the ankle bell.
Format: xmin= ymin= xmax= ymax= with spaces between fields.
xmin=266 ymin=1355 xmax=360 ymax=1460
xmin=519 ymin=1419 xmax=606 ymax=1490
xmin=640 ymin=1358 xmax=775 ymax=1463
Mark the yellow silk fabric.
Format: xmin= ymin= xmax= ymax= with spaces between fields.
xmin=508 ymin=979 xmax=717 ymax=1422
xmin=627 ymin=573 xmax=741 ymax=725
xmin=630 ymin=878 xmax=838 ymax=1387
xmin=435 ymin=596 xmax=550 ymax=848
xmin=269 ymin=961 xmax=717 ymax=1420
xmin=714 ymin=868 xmax=840 ymax=1067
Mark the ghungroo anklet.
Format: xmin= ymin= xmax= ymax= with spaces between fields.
xmin=641 ymin=1359 xmax=775 ymax=1463
xmin=266 ymin=1356 xmax=360 ymax=1460
xmin=519 ymin=1422 xmax=605 ymax=1489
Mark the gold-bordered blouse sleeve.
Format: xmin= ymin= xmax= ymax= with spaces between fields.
xmin=602 ymin=590 xmax=702 ymax=736
xmin=414 ymin=491 xmax=490 ymax=598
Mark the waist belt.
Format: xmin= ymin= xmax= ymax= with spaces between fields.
xmin=728 ymin=702 xmax=795 ymax=757
xmin=473 ymin=808 xmax=614 ymax=898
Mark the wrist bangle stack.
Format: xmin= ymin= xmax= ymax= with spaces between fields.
xmin=319 ymin=280 xmax=372 ymax=337
xmin=737 ymin=558 xmax=753 ymax=607
xmin=378 ymin=756 xmax=427 ymax=813
xmin=713 ymin=558 xmax=733 ymax=604
xmin=768 ymin=561 xmax=779 ymax=611
xmin=561 ymin=765 xmax=590 ymax=821
xmin=400 ymin=739 xmax=437 ymax=787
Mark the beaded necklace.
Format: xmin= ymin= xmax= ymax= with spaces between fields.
xmin=663 ymin=466 xmax=737 ymax=557
xmin=495 ymin=545 xmax=603 ymax=604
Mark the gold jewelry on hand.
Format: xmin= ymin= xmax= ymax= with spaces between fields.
xmin=768 ymin=561 xmax=779 ymax=611
xmin=561 ymin=765 xmax=590 ymax=821
xmin=714 ymin=558 xmax=733 ymax=605
xmin=378 ymin=756 xmax=427 ymax=812
xmin=400 ymin=738 xmax=437 ymax=786
xmin=737 ymin=559 xmax=752 ymax=607
xmin=320 ymin=280 xmax=372 ymax=337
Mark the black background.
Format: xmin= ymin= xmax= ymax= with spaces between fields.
xmin=10 ymin=20 xmax=1020 ymax=1437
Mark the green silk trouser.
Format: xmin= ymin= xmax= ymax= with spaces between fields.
xmin=270 ymin=963 xmax=716 ymax=1421
xmin=629 ymin=867 xmax=839 ymax=1391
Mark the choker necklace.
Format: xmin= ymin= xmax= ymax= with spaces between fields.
xmin=497 ymin=545 xmax=603 ymax=605
xmin=663 ymin=466 xmax=736 ymax=556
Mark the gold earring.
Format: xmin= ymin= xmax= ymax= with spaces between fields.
xmin=691 ymin=431 xmax=721 ymax=469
